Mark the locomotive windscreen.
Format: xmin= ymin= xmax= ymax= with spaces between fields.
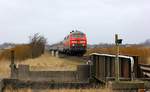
xmin=72 ymin=33 xmax=84 ymax=38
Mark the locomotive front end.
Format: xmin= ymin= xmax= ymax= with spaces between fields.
xmin=70 ymin=31 xmax=87 ymax=55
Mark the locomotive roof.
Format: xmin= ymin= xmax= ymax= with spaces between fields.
xmin=70 ymin=31 xmax=84 ymax=34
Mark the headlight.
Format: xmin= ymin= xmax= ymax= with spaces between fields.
xmin=80 ymin=41 xmax=85 ymax=43
xmin=72 ymin=44 xmax=75 ymax=46
xmin=72 ymin=41 xmax=77 ymax=43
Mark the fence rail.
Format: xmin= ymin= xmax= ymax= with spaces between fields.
xmin=139 ymin=64 xmax=150 ymax=77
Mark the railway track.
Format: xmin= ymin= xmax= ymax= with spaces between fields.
xmin=139 ymin=64 xmax=150 ymax=77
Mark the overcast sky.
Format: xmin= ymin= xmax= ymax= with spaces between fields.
xmin=0 ymin=0 xmax=150 ymax=44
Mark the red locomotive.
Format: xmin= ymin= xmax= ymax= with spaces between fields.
xmin=50 ymin=30 xmax=87 ymax=56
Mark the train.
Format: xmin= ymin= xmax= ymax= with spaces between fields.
xmin=49 ymin=30 xmax=87 ymax=56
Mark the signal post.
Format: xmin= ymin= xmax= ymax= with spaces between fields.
xmin=115 ymin=34 xmax=122 ymax=82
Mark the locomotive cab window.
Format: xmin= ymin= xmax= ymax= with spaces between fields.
xmin=72 ymin=33 xmax=84 ymax=38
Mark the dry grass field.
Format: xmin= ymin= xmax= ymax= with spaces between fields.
xmin=86 ymin=46 xmax=150 ymax=64
xmin=0 ymin=45 xmax=31 ymax=78
xmin=1 ymin=45 xmax=150 ymax=92
xmin=1 ymin=45 xmax=150 ymax=78
xmin=1 ymin=53 xmax=110 ymax=92
xmin=0 ymin=52 xmax=84 ymax=78
xmin=0 ymin=45 xmax=32 ymax=61
xmin=17 ymin=53 xmax=85 ymax=71
xmin=0 ymin=61 xmax=10 ymax=78
xmin=0 ymin=44 xmax=85 ymax=76
xmin=4 ymin=87 xmax=112 ymax=92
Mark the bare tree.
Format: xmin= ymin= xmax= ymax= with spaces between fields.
xmin=29 ymin=33 xmax=47 ymax=58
